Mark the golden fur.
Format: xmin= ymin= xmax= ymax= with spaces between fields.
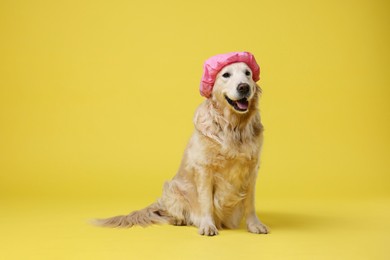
xmin=94 ymin=62 xmax=269 ymax=236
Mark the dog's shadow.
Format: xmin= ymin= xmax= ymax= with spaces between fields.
xmin=253 ymin=211 xmax=343 ymax=232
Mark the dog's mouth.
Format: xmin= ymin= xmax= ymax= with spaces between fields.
xmin=225 ymin=95 xmax=249 ymax=112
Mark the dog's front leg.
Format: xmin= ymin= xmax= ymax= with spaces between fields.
xmin=195 ymin=169 xmax=218 ymax=236
xmin=244 ymin=168 xmax=269 ymax=234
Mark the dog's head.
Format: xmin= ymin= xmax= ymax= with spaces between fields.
xmin=212 ymin=62 xmax=259 ymax=114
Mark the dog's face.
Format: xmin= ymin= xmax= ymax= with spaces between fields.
xmin=213 ymin=62 xmax=257 ymax=114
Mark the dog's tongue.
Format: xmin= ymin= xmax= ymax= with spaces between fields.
xmin=236 ymin=99 xmax=249 ymax=110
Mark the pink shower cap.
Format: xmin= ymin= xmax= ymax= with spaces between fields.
xmin=200 ymin=52 xmax=260 ymax=98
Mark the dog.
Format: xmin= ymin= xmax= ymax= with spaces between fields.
xmin=94 ymin=53 xmax=269 ymax=236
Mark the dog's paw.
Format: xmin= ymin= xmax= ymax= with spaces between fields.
xmin=247 ymin=222 xmax=269 ymax=234
xmin=198 ymin=223 xmax=219 ymax=236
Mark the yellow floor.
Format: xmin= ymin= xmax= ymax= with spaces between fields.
xmin=1 ymin=197 xmax=388 ymax=259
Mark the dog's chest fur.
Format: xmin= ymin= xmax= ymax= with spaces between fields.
xmin=208 ymin=132 xmax=261 ymax=212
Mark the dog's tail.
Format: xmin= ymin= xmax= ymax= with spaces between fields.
xmin=92 ymin=202 xmax=173 ymax=228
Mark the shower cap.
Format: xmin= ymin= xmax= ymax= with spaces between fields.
xmin=199 ymin=52 xmax=260 ymax=98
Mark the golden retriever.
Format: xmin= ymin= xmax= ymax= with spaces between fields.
xmin=94 ymin=62 xmax=269 ymax=236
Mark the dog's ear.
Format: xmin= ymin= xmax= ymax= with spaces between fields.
xmin=193 ymin=102 xmax=223 ymax=144
xmin=255 ymin=83 xmax=262 ymax=95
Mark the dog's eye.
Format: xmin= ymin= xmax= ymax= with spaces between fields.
xmin=245 ymin=70 xmax=251 ymax=76
xmin=222 ymin=72 xmax=231 ymax=78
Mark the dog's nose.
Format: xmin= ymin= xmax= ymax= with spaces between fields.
xmin=237 ymin=83 xmax=250 ymax=96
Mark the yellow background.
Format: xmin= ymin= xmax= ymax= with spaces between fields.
xmin=0 ymin=0 xmax=389 ymax=259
